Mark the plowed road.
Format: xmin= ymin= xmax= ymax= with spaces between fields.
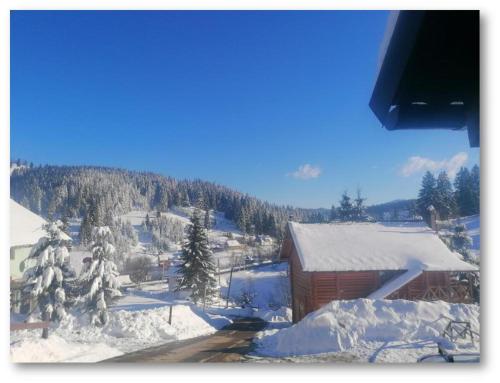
xmin=103 ymin=317 xmax=267 ymax=363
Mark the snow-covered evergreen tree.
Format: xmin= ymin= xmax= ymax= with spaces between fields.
xmin=417 ymin=171 xmax=438 ymax=223
xmin=435 ymin=171 xmax=456 ymax=220
xmin=470 ymin=164 xmax=480 ymax=214
xmin=338 ymin=191 xmax=354 ymax=221
xmin=329 ymin=204 xmax=337 ymax=222
xmin=204 ymin=209 xmax=211 ymax=230
xmin=454 ymin=167 xmax=475 ymax=216
xmin=352 ymin=188 xmax=367 ymax=221
xmin=24 ymin=221 xmax=74 ymax=337
xmin=176 ymin=209 xmax=217 ymax=304
xmin=79 ymin=226 xmax=121 ymax=326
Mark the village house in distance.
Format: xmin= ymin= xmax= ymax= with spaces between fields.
xmin=280 ymin=220 xmax=478 ymax=322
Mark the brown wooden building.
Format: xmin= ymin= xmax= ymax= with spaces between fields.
xmin=281 ymin=221 xmax=477 ymax=323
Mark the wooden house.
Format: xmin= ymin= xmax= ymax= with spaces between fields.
xmin=280 ymin=221 xmax=478 ymax=323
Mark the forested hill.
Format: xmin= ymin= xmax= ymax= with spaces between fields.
xmin=10 ymin=165 xmax=326 ymax=238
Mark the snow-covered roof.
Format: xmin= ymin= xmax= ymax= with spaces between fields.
xmin=10 ymin=199 xmax=70 ymax=247
xmin=287 ymin=221 xmax=477 ymax=272
xmin=226 ymin=239 xmax=241 ymax=247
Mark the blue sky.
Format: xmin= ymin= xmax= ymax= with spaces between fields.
xmin=11 ymin=11 xmax=479 ymax=208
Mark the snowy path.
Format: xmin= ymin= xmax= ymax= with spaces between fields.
xmin=102 ymin=317 xmax=267 ymax=363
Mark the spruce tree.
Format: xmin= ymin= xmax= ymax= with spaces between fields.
xmin=79 ymin=226 xmax=121 ymax=326
xmin=353 ymin=188 xmax=366 ymax=221
xmin=24 ymin=221 xmax=74 ymax=338
xmin=177 ymin=209 xmax=217 ymax=304
xmin=435 ymin=171 xmax=456 ymax=220
xmin=204 ymin=209 xmax=211 ymax=230
xmin=329 ymin=204 xmax=337 ymax=222
xmin=417 ymin=171 xmax=437 ymax=223
xmin=470 ymin=164 xmax=480 ymax=214
xmin=338 ymin=192 xmax=354 ymax=221
xmin=454 ymin=167 xmax=474 ymax=216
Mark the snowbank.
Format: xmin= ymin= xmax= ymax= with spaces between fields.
xmin=255 ymin=299 xmax=479 ymax=358
xmin=11 ymin=304 xmax=231 ymax=363
xmin=11 ymin=335 xmax=123 ymax=363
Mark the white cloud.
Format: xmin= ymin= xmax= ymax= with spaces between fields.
xmin=288 ymin=164 xmax=322 ymax=180
xmin=399 ymin=152 xmax=468 ymax=177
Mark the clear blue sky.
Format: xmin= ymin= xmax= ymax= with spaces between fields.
xmin=11 ymin=11 xmax=479 ymax=208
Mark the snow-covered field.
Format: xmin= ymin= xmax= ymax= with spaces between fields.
xmin=254 ymin=299 xmax=480 ymax=363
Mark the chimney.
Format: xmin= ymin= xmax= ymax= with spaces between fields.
xmin=427 ymin=205 xmax=438 ymax=232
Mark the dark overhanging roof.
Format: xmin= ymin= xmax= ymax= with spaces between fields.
xmin=370 ymin=11 xmax=479 ymax=147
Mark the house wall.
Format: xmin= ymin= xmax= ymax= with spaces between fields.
xmin=288 ymin=246 xmax=314 ymax=323
xmin=10 ymin=245 xmax=34 ymax=281
xmin=311 ymin=271 xmax=380 ymax=310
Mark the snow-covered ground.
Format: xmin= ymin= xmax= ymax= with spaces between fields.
xmin=219 ymin=263 xmax=289 ymax=311
xmin=11 ymin=258 xmax=290 ymax=363
xmin=11 ymin=289 xmax=232 ymax=363
xmin=254 ymin=298 xmax=480 ymax=363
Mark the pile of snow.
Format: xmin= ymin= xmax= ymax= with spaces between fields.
xmin=255 ymin=299 xmax=479 ymax=358
xmin=11 ymin=304 xmax=231 ymax=363
xmin=11 ymin=335 xmax=122 ymax=363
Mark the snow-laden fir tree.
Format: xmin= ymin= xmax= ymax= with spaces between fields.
xmin=435 ymin=171 xmax=456 ymax=220
xmin=329 ymin=204 xmax=337 ymax=222
xmin=338 ymin=191 xmax=354 ymax=221
xmin=79 ymin=226 xmax=121 ymax=326
xmin=417 ymin=171 xmax=438 ymax=224
xmin=204 ymin=209 xmax=211 ymax=230
xmin=176 ymin=209 xmax=217 ymax=304
xmin=454 ymin=167 xmax=475 ymax=216
xmin=352 ymin=188 xmax=367 ymax=222
xmin=24 ymin=221 xmax=74 ymax=338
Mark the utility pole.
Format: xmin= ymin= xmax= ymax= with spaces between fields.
xmin=225 ymin=266 xmax=234 ymax=309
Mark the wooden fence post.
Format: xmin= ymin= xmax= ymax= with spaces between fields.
xmin=168 ymin=305 xmax=173 ymax=325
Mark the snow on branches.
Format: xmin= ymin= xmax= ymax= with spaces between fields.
xmin=176 ymin=209 xmax=217 ymax=304
xmin=24 ymin=221 xmax=74 ymax=326
xmin=79 ymin=226 xmax=121 ymax=326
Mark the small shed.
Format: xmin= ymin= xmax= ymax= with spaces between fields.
xmin=281 ymin=221 xmax=477 ymax=322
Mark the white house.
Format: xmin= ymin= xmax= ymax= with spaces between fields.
xmin=10 ymin=199 xmax=71 ymax=281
